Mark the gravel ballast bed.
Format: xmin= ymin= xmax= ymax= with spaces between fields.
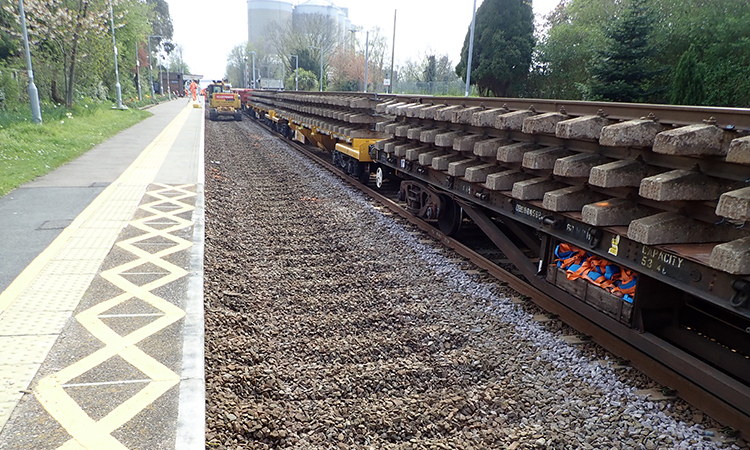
xmin=203 ymin=118 xmax=745 ymax=450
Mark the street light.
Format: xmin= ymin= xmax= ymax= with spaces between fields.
xmin=363 ymin=31 xmax=369 ymax=93
xmin=18 ymin=0 xmax=41 ymax=123
xmin=250 ymin=51 xmax=256 ymax=89
xmin=289 ymin=55 xmax=298 ymax=91
xmin=108 ymin=0 xmax=125 ymax=109
xmin=135 ymin=41 xmax=142 ymax=101
xmin=465 ymin=0 xmax=478 ymax=97
xmin=243 ymin=57 xmax=248 ymax=88
xmin=310 ymin=46 xmax=323 ymax=92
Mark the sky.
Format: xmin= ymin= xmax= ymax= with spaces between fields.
xmin=168 ymin=0 xmax=560 ymax=81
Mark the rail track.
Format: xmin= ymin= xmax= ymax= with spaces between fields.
xmin=243 ymin=91 xmax=750 ymax=439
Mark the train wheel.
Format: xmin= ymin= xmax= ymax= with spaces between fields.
xmin=438 ymin=196 xmax=462 ymax=236
xmin=375 ymin=166 xmax=386 ymax=189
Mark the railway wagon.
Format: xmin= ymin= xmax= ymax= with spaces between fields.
xmin=245 ymin=90 xmax=750 ymax=435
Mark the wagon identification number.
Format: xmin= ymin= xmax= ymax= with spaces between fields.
xmin=637 ymin=245 xmax=691 ymax=283
xmin=514 ymin=204 xmax=544 ymax=221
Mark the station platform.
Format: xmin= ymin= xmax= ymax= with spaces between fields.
xmin=0 ymin=99 xmax=205 ymax=450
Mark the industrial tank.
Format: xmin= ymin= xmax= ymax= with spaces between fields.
xmin=248 ymin=0 xmax=293 ymax=45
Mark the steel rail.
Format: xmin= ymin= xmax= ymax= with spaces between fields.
xmin=257 ymin=90 xmax=750 ymax=130
xmin=244 ymin=115 xmax=750 ymax=439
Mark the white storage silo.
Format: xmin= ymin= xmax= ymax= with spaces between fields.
xmin=248 ymin=0 xmax=293 ymax=45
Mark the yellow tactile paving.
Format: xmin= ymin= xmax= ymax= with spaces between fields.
xmin=0 ymin=310 xmax=72 ymax=336
xmin=36 ymin=184 xmax=195 ymax=450
xmin=0 ymin=104 xmax=196 ymax=439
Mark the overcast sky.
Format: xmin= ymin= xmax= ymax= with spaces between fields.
xmin=167 ymin=0 xmax=560 ymax=81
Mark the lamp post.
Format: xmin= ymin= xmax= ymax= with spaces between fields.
xmin=136 ymin=41 xmax=142 ymax=101
xmin=289 ymin=55 xmax=298 ymax=91
xmin=147 ymin=35 xmax=162 ymax=96
xmin=363 ymin=31 xmax=369 ymax=93
xmin=250 ymin=51 xmax=256 ymax=89
xmin=310 ymin=46 xmax=323 ymax=92
xmin=18 ymin=0 xmax=41 ymax=123
xmin=465 ymin=0 xmax=478 ymax=97
xmin=243 ymin=57 xmax=248 ymax=88
xmin=108 ymin=0 xmax=124 ymax=108
xmin=389 ymin=10 xmax=396 ymax=94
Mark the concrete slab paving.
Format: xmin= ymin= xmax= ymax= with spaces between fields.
xmin=0 ymin=99 xmax=205 ymax=450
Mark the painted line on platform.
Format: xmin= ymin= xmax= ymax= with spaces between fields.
xmin=0 ymin=103 xmax=194 ymax=436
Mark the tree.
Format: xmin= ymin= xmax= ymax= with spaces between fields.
xmin=455 ymin=0 xmax=535 ymax=97
xmin=587 ymin=0 xmax=662 ymax=103
xmin=670 ymin=44 xmax=704 ymax=106
xmin=533 ymin=0 xmax=618 ymax=99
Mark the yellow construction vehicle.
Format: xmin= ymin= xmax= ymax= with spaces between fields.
xmin=206 ymin=80 xmax=242 ymax=121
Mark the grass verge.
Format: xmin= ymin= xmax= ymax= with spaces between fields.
xmin=0 ymin=106 xmax=152 ymax=196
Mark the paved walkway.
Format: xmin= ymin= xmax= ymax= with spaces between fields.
xmin=0 ymin=99 xmax=205 ymax=450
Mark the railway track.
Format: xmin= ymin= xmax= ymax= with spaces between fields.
xmin=243 ymin=92 xmax=750 ymax=440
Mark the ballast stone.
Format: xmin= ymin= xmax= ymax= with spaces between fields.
xmin=554 ymin=153 xmax=612 ymax=178
xmin=581 ymin=198 xmax=657 ymax=227
xmin=589 ymin=160 xmax=650 ymax=188
xmin=639 ymin=170 xmax=724 ymax=202
xmin=652 ymin=123 xmax=727 ymax=156
xmin=716 ymin=186 xmax=750 ymax=221
xmin=600 ymin=119 xmax=666 ymax=148
xmin=542 ymin=186 xmax=607 ymax=212
xmin=709 ymin=236 xmax=750 ymax=275
xmin=556 ymin=115 xmax=613 ymax=140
